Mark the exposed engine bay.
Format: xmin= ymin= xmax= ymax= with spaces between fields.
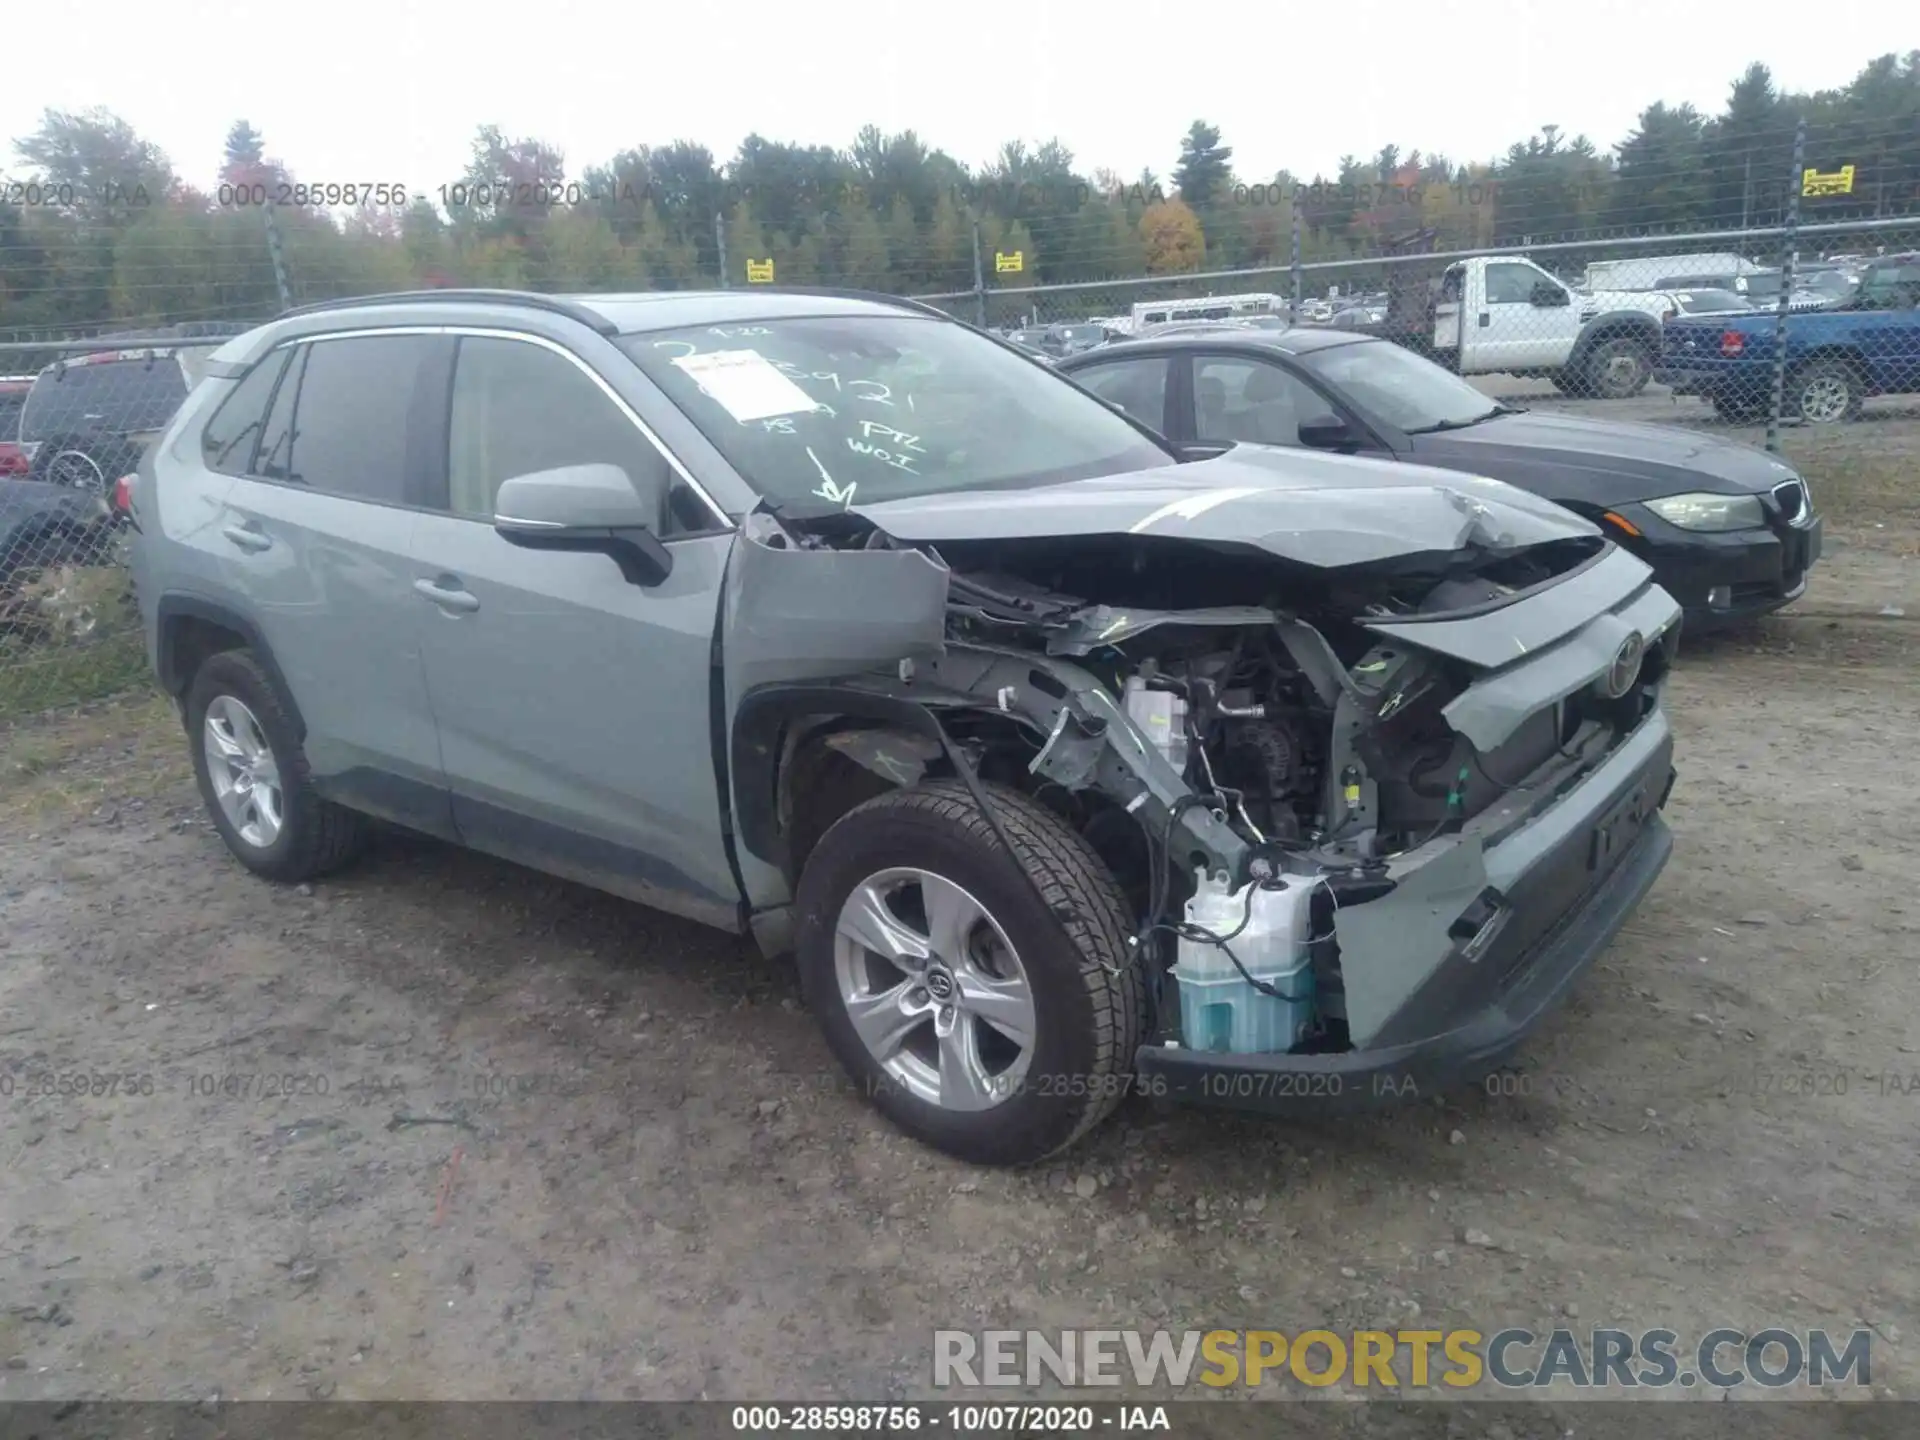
xmin=726 ymin=486 xmax=1679 ymax=1061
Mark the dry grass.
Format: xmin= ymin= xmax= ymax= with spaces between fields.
xmin=0 ymin=689 xmax=187 ymax=824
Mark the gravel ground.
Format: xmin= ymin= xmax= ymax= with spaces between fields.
xmin=1 ymin=430 xmax=1916 ymax=1414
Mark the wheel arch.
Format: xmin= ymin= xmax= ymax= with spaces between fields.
xmin=155 ymin=593 xmax=304 ymax=739
xmin=731 ymin=685 xmax=959 ymax=889
xmin=1789 ymin=344 xmax=1873 ymax=389
xmin=1567 ymin=311 xmax=1661 ymax=372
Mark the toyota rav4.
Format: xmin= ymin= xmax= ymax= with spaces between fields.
xmin=130 ymin=288 xmax=1679 ymax=1165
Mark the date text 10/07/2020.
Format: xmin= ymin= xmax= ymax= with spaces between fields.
xmin=730 ymin=1405 xmax=1172 ymax=1432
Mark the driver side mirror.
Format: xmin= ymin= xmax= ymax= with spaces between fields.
xmin=493 ymin=462 xmax=673 ymax=587
xmin=1531 ymin=281 xmax=1570 ymax=308
xmin=1297 ymin=417 xmax=1359 ymax=451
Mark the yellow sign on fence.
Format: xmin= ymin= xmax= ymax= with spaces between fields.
xmin=995 ymin=251 xmax=1024 ymax=274
xmin=1801 ymin=166 xmax=1855 ymax=198
xmin=746 ymin=258 xmax=775 ymax=283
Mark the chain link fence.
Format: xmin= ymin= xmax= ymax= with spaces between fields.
xmin=3 ymin=106 xmax=1918 ymax=725
xmin=3 ymin=339 xmax=181 ymax=723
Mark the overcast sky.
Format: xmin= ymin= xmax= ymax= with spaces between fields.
xmin=0 ymin=0 xmax=1899 ymax=198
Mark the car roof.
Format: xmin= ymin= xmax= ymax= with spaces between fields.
xmin=203 ymin=287 xmax=952 ymax=374
xmin=563 ymin=289 xmax=928 ymax=333
xmin=1062 ymin=327 xmax=1375 ymax=361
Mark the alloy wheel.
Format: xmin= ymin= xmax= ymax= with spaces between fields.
xmin=1798 ymin=375 xmax=1852 ymax=424
xmin=203 ymin=694 xmax=284 ymax=848
xmin=831 ymin=867 xmax=1037 ymax=1111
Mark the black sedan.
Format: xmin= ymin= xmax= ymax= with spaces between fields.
xmin=1055 ymin=326 xmax=1822 ymax=630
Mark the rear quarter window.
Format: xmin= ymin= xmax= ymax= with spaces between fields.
xmin=21 ymin=358 xmax=190 ymax=442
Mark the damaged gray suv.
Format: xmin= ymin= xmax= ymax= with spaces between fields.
xmin=130 ymin=288 xmax=1678 ymax=1165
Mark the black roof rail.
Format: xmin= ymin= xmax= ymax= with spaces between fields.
xmin=276 ymin=289 xmax=619 ymax=336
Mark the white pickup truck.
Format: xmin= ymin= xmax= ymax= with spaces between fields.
xmin=1432 ymin=255 xmax=1676 ymax=399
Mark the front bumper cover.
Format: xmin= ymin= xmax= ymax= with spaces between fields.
xmin=1621 ymin=506 xmax=1823 ymax=631
xmin=1137 ymin=720 xmax=1676 ymax=1115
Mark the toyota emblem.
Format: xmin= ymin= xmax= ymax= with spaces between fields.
xmin=925 ymin=969 xmax=955 ymax=1001
xmin=1598 ymin=632 xmax=1646 ymax=699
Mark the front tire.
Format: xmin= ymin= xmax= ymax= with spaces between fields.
xmin=186 ymin=651 xmax=368 ymax=882
xmin=795 ymin=780 xmax=1147 ymax=1166
xmin=1583 ymin=337 xmax=1655 ymax=399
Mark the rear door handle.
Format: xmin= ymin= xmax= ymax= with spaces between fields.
xmin=221 ymin=522 xmax=272 ymax=552
xmin=413 ymin=577 xmax=480 ymax=613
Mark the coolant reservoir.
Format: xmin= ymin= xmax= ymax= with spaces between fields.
xmin=1173 ymin=869 xmax=1316 ymax=1054
xmin=1123 ymin=675 xmax=1187 ymax=772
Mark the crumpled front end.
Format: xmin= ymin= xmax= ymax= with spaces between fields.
xmin=721 ymin=477 xmax=1678 ymax=1098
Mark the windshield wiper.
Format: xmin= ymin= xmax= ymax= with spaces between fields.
xmin=1405 ymin=406 xmax=1516 ymax=434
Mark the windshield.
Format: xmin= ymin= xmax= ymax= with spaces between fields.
xmin=1296 ymin=338 xmax=1500 ymax=431
xmin=619 ymin=315 xmax=1171 ymax=511
xmin=20 ymin=357 xmax=188 ymax=442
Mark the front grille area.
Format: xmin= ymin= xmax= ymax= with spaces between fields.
xmin=1772 ymin=478 xmax=1809 ymax=525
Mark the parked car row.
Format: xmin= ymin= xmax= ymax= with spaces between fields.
xmin=0 ymin=334 xmax=238 ymax=602
xmin=1656 ymin=251 xmax=1920 ymax=422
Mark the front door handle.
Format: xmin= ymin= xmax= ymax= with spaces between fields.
xmin=221 ymin=522 xmax=272 ymax=552
xmin=413 ymin=577 xmax=480 ymax=613
xmin=1478 ymin=312 xmax=1491 ymax=327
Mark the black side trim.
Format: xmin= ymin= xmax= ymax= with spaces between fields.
xmin=707 ymin=586 xmax=751 ymax=917
xmin=310 ymin=766 xmax=458 ymax=843
xmin=451 ymin=794 xmax=740 ymax=929
xmin=154 ymin=593 xmax=303 ymax=737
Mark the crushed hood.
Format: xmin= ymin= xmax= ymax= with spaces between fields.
xmin=849 ymin=447 xmax=1596 ymax=569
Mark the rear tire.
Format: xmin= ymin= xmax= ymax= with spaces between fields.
xmin=1786 ymin=360 xmax=1863 ymax=424
xmin=795 ymin=779 xmax=1147 ymax=1166
xmin=186 ymin=650 xmax=369 ymax=882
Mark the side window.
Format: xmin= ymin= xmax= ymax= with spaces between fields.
xmin=1857 ymin=265 xmax=1920 ymax=310
xmin=1437 ymin=268 xmax=1464 ymax=304
xmin=263 ymin=336 xmax=437 ymax=501
xmin=1070 ymin=357 xmax=1170 ymax=432
xmin=200 ymin=352 xmax=290 ymax=476
xmin=1192 ymin=356 xmax=1339 ymax=448
xmin=446 ymin=336 xmax=679 ymax=528
xmin=1485 ymin=263 xmax=1545 ymax=305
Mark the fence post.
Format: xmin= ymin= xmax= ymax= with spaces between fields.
xmin=714 ymin=210 xmax=730 ymax=288
xmin=1764 ymin=117 xmax=1807 ymax=455
xmin=970 ymin=219 xmax=987 ymax=327
xmin=263 ymin=204 xmax=293 ymax=311
xmin=1290 ymin=202 xmax=1303 ymax=313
